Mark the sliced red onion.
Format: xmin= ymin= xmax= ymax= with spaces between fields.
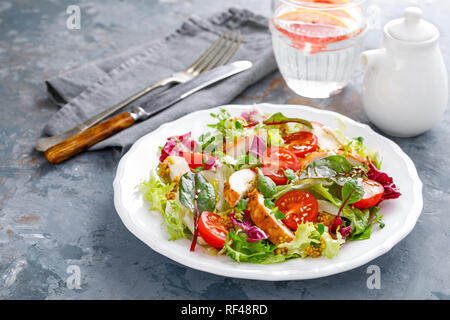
xmin=249 ymin=135 xmax=267 ymax=158
xmin=230 ymin=211 xmax=268 ymax=242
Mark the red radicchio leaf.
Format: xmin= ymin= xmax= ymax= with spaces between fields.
xmin=241 ymin=109 xmax=265 ymax=127
xmin=159 ymin=132 xmax=197 ymax=163
xmin=159 ymin=139 xmax=178 ymax=162
xmin=339 ymin=226 xmax=352 ymax=239
xmin=173 ymin=132 xmax=191 ymax=141
xmin=203 ymin=156 xmax=218 ymax=170
xmin=330 ymin=217 xmax=342 ymax=234
xmin=249 ymin=135 xmax=267 ymax=158
xmin=230 ymin=211 xmax=268 ymax=242
xmin=330 ymin=217 xmax=352 ymax=239
xmin=367 ymin=163 xmax=401 ymax=201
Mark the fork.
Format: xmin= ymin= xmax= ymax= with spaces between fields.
xmin=35 ymin=30 xmax=242 ymax=152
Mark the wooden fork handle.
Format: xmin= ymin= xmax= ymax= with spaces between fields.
xmin=44 ymin=112 xmax=135 ymax=164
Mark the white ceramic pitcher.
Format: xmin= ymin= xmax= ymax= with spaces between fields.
xmin=361 ymin=7 xmax=448 ymax=137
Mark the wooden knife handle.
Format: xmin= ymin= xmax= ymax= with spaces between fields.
xmin=45 ymin=112 xmax=135 ymax=164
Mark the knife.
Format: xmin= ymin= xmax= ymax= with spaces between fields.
xmin=43 ymin=60 xmax=252 ymax=164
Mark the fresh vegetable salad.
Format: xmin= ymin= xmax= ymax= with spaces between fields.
xmin=140 ymin=108 xmax=401 ymax=263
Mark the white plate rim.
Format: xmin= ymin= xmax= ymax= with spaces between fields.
xmin=113 ymin=104 xmax=423 ymax=281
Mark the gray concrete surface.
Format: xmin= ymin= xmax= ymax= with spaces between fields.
xmin=0 ymin=0 xmax=449 ymax=299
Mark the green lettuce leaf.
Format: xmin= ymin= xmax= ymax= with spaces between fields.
xmin=140 ymin=170 xmax=174 ymax=213
xmin=140 ymin=171 xmax=187 ymax=240
xmin=163 ymin=201 xmax=188 ymax=240
xmin=266 ymin=128 xmax=284 ymax=147
xmin=278 ymin=222 xmax=317 ymax=257
xmin=321 ymin=231 xmax=345 ymax=258
xmin=331 ymin=117 xmax=382 ymax=169
xmin=224 ymin=229 xmax=286 ymax=264
xmin=272 ymin=178 xmax=333 ymax=199
xmin=349 ymin=224 xmax=372 ymax=241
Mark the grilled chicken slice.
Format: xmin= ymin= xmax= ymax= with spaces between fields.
xmin=224 ymin=132 xmax=267 ymax=159
xmin=293 ymin=121 xmax=342 ymax=152
xmin=224 ymin=135 xmax=254 ymax=159
xmin=163 ymin=156 xmax=190 ymax=181
xmin=224 ymin=169 xmax=256 ymax=207
xmin=247 ymin=189 xmax=294 ymax=245
xmin=311 ymin=121 xmax=342 ymax=151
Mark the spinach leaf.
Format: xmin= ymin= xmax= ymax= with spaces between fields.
xmin=306 ymin=184 xmax=371 ymax=238
xmin=330 ymin=178 xmax=365 ymax=235
xmin=341 ymin=179 xmax=364 ymax=205
xmin=180 ymin=172 xmax=215 ymax=215
xmin=179 ymin=171 xmax=216 ymax=251
xmin=179 ymin=171 xmax=196 ymax=213
xmin=263 ymin=112 xmax=313 ymax=129
xmin=305 ymin=155 xmax=354 ymax=179
xmin=257 ymin=168 xmax=277 ymax=198
xmin=302 ymin=155 xmax=367 ymax=188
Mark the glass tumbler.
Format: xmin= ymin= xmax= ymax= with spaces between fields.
xmin=270 ymin=0 xmax=370 ymax=98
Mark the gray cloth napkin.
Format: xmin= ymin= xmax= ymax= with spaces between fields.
xmin=44 ymin=7 xmax=277 ymax=151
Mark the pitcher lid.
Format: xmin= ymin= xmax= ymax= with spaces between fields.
xmin=386 ymin=7 xmax=438 ymax=42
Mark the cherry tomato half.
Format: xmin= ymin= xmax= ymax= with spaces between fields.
xmin=283 ymin=131 xmax=319 ymax=158
xmin=261 ymin=147 xmax=301 ymax=185
xmin=181 ymin=151 xmax=215 ymax=169
xmin=198 ymin=211 xmax=230 ymax=249
xmin=352 ymin=179 xmax=385 ymax=209
xmin=275 ymin=190 xmax=319 ymax=231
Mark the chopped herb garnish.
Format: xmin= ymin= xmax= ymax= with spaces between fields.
xmin=284 ymin=169 xmax=296 ymax=181
xmin=207 ymin=108 xmax=231 ymax=135
xmin=257 ymin=168 xmax=277 ymax=198
xmin=274 ymin=210 xmax=286 ymax=220
xmin=236 ymin=198 xmax=248 ymax=211
xmin=264 ymin=199 xmax=275 ymax=209
xmin=317 ymin=223 xmax=325 ymax=235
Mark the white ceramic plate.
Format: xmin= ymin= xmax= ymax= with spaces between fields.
xmin=113 ymin=104 xmax=423 ymax=280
